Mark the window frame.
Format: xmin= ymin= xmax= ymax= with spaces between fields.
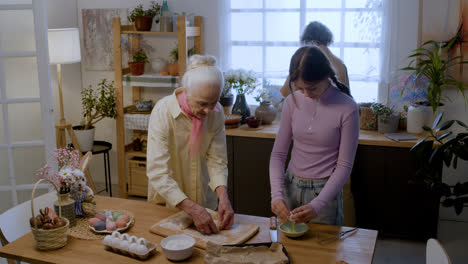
xmin=229 ymin=0 xmax=383 ymax=103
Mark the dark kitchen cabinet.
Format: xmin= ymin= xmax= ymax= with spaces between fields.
xmin=351 ymin=145 xmax=439 ymax=240
xmin=226 ymin=136 xmax=440 ymax=240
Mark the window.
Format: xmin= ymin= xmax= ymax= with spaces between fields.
xmin=228 ymin=0 xmax=382 ymax=104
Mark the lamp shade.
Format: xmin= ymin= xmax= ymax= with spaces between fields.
xmin=48 ymin=28 xmax=81 ymax=64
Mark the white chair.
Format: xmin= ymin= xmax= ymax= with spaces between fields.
xmin=0 ymin=191 xmax=57 ymax=264
xmin=427 ymin=238 xmax=452 ymax=264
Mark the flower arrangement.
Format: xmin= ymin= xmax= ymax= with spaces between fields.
xmin=36 ymin=147 xmax=80 ymax=194
xmin=253 ymin=82 xmax=284 ymax=110
xmin=224 ymin=69 xmax=258 ymax=95
xmin=389 ymin=74 xmax=429 ymax=111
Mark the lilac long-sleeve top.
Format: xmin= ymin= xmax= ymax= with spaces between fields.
xmin=269 ymin=85 xmax=359 ymax=215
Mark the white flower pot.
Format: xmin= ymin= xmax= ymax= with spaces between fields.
xmin=72 ymin=126 xmax=95 ymax=152
xmin=407 ymin=104 xmax=444 ymax=134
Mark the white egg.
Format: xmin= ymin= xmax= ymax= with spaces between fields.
xmin=103 ymin=235 xmax=112 ymax=246
xmin=129 ymin=236 xmax=138 ymax=243
xmin=119 ymin=239 xmax=130 ymax=251
xmin=136 ymin=244 xmax=148 ymax=255
xmin=137 ymin=237 xmax=147 ymax=247
xmin=129 ymin=243 xmax=139 ymax=254
xmin=111 ymin=232 xmax=122 ymax=248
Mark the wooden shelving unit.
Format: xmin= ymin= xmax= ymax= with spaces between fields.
xmin=113 ymin=16 xmax=203 ymax=198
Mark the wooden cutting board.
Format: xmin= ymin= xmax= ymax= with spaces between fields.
xmin=150 ymin=210 xmax=260 ymax=249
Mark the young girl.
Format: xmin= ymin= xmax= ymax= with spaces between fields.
xmin=269 ymin=46 xmax=359 ymax=225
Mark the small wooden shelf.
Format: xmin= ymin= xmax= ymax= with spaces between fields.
xmin=122 ymin=30 xmax=177 ymax=35
xmin=122 ymin=27 xmax=200 ymax=37
xmin=123 ymin=73 xmax=179 ymax=88
xmin=125 ymin=143 xmax=146 ymax=158
xmin=114 ymin=16 xmax=203 ymax=198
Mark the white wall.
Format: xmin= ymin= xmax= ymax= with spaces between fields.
xmin=421 ymin=0 xmax=468 ymax=222
xmin=75 ymin=0 xmax=221 ymax=189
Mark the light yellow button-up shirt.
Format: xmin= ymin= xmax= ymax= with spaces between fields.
xmin=146 ymin=88 xmax=228 ymax=210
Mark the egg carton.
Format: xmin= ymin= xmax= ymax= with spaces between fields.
xmin=103 ymin=232 xmax=157 ymax=260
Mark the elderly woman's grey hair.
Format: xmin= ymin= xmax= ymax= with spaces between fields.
xmin=182 ymin=55 xmax=224 ymax=94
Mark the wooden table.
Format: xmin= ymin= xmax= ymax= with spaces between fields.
xmin=0 ymin=196 xmax=378 ymax=264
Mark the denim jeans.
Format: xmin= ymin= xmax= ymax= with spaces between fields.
xmin=284 ymin=170 xmax=344 ymax=226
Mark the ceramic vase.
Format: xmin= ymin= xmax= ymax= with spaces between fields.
xmin=255 ymin=101 xmax=277 ymax=124
xmin=72 ymin=125 xmax=95 ymax=152
xmin=54 ymin=193 xmax=76 ymax=227
xmin=231 ymin=94 xmax=250 ymax=123
xmin=407 ymin=104 xmax=444 ymax=134
xmin=219 ymin=94 xmax=234 ymax=116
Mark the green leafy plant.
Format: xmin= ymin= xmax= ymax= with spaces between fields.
xmin=128 ymin=1 xmax=162 ymax=22
xmin=132 ymin=49 xmax=149 ymax=63
xmin=401 ymin=31 xmax=468 ymax=113
xmin=370 ymin=103 xmax=394 ymax=123
xmin=410 ymin=112 xmax=468 ymax=215
xmin=81 ymin=79 xmax=116 ymax=130
xmin=169 ymin=45 xmax=195 ymax=62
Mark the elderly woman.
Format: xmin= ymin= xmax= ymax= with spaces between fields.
xmin=147 ymin=55 xmax=234 ymax=234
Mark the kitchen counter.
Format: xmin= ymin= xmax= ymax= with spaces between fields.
xmin=225 ymin=122 xmax=426 ymax=148
xmin=225 ymin=123 xmax=439 ymax=240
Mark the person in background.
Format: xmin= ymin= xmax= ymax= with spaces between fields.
xmin=270 ymin=46 xmax=359 ymax=225
xmin=280 ymin=21 xmax=350 ymax=97
xmin=147 ymin=55 xmax=234 ymax=234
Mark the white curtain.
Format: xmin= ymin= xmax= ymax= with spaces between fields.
xmin=378 ymin=0 xmax=422 ymax=108
xmin=378 ymin=0 xmax=400 ymax=104
xmin=217 ymin=0 xmax=231 ymax=71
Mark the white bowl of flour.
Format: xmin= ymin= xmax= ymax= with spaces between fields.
xmin=161 ymin=235 xmax=196 ymax=261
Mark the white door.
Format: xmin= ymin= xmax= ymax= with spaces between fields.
xmin=0 ymin=0 xmax=55 ymax=214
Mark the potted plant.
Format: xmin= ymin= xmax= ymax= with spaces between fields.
xmin=370 ymin=103 xmax=399 ymax=134
xmin=225 ymin=68 xmax=258 ymax=123
xmin=129 ymin=49 xmax=149 ymax=76
xmin=401 ymin=32 xmax=468 ymax=133
xmin=254 ymin=83 xmax=277 ymax=124
xmin=163 ymin=45 xmax=194 ymax=76
xmin=410 ymin=112 xmax=468 ymax=215
xmin=128 ymin=1 xmax=162 ymax=31
xmin=73 ymin=79 xmax=116 ymax=152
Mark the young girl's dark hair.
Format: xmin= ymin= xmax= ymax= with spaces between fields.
xmin=288 ymin=46 xmax=351 ymax=98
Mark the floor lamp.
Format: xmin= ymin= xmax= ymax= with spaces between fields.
xmin=48 ymin=28 xmax=96 ymax=192
xmin=47 ymin=28 xmax=82 ymax=152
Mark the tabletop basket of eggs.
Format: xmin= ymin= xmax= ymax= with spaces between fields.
xmin=88 ymin=209 xmax=134 ymax=233
xmin=29 ymin=179 xmax=70 ymax=250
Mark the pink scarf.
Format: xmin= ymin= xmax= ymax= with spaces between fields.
xmin=177 ymin=90 xmax=220 ymax=158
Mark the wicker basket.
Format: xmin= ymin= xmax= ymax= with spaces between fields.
xmin=30 ymin=179 xmax=70 ymax=250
